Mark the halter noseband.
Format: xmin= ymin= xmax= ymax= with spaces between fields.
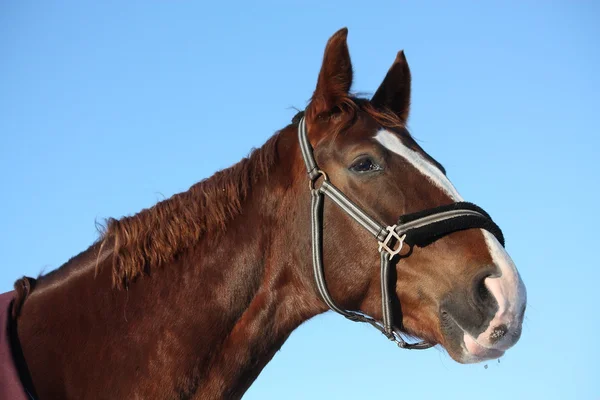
xmin=297 ymin=116 xmax=505 ymax=349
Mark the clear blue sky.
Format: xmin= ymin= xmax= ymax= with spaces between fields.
xmin=1 ymin=1 xmax=598 ymax=399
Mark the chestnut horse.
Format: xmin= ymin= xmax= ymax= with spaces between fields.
xmin=3 ymin=28 xmax=526 ymax=399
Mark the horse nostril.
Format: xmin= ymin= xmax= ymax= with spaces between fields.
xmin=472 ymin=271 xmax=500 ymax=320
xmin=490 ymin=324 xmax=508 ymax=343
xmin=476 ymin=275 xmax=491 ymax=303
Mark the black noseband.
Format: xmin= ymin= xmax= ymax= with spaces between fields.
xmin=398 ymin=201 xmax=504 ymax=248
xmin=297 ymin=116 xmax=504 ymax=349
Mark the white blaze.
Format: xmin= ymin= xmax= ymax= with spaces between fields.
xmin=374 ymin=129 xmax=526 ymax=352
xmin=374 ymin=130 xmax=463 ymax=201
xmin=477 ymin=231 xmax=527 ymax=349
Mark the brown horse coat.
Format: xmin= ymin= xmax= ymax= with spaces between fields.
xmin=0 ymin=291 xmax=29 ymax=400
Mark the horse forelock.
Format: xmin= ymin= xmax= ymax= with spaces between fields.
xmin=302 ymin=96 xmax=407 ymax=141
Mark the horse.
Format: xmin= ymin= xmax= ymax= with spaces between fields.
xmin=1 ymin=28 xmax=527 ymax=399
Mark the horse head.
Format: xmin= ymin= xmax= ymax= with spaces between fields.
xmin=297 ymin=28 xmax=526 ymax=363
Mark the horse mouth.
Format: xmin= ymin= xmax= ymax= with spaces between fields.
xmin=461 ymin=332 xmax=505 ymax=363
xmin=440 ymin=311 xmax=509 ymax=364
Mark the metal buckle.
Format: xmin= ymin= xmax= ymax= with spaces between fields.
xmin=309 ymin=169 xmax=328 ymax=191
xmin=378 ymin=225 xmax=406 ymax=258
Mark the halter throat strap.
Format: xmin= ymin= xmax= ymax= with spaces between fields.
xmin=298 ymin=116 xmax=505 ymax=349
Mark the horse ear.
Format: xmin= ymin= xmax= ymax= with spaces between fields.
xmin=371 ymin=50 xmax=411 ymax=123
xmin=306 ymin=28 xmax=353 ymax=121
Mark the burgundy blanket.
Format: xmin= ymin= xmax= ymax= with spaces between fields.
xmin=0 ymin=290 xmax=29 ymax=400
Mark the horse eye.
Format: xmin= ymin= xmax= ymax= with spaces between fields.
xmin=349 ymin=157 xmax=382 ymax=173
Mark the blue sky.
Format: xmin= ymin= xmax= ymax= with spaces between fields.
xmin=1 ymin=1 xmax=598 ymax=399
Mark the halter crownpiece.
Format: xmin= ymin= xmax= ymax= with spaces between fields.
xmin=297 ymin=116 xmax=505 ymax=349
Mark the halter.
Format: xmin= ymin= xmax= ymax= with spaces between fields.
xmin=297 ymin=116 xmax=505 ymax=349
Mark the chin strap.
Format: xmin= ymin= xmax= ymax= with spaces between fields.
xmin=299 ymin=116 xmax=504 ymax=349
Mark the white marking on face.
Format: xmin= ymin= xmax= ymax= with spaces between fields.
xmin=475 ymin=231 xmax=527 ymax=349
xmin=374 ymin=128 xmax=526 ymax=354
xmin=374 ymin=129 xmax=463 ymax=201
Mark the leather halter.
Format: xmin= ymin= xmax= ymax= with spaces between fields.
xmin=297 ymin=116 xmax=505 ymax=349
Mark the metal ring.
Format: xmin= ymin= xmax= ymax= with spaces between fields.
xmin=309 ymin=170 xmax=329 ymax=191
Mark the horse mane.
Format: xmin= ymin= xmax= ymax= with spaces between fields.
xmin=99 ymin=132 xmax=281 ymax=289
xmin=100 ymin=97 xmax=402 ymax=289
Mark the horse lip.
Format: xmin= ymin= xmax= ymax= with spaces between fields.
xmin=441 ymin=310 xmax=508 ymax=363
xmin=462 ymin=332 xmax=505 ymax=362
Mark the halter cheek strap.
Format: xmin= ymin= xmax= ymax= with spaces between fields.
xmin=298 ymin=116 xmax=505 ymax=349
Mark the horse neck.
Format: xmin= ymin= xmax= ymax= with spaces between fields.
xmin=16 ymin=126 xmax=325 ymax=399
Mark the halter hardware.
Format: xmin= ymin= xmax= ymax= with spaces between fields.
xmin=378 ymin=226 xmax=406 ymax=259
xmin=309 ymin=170 xmax=328 ymax=191
xmin=297 ymin=115 xmax=505 ymax=350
